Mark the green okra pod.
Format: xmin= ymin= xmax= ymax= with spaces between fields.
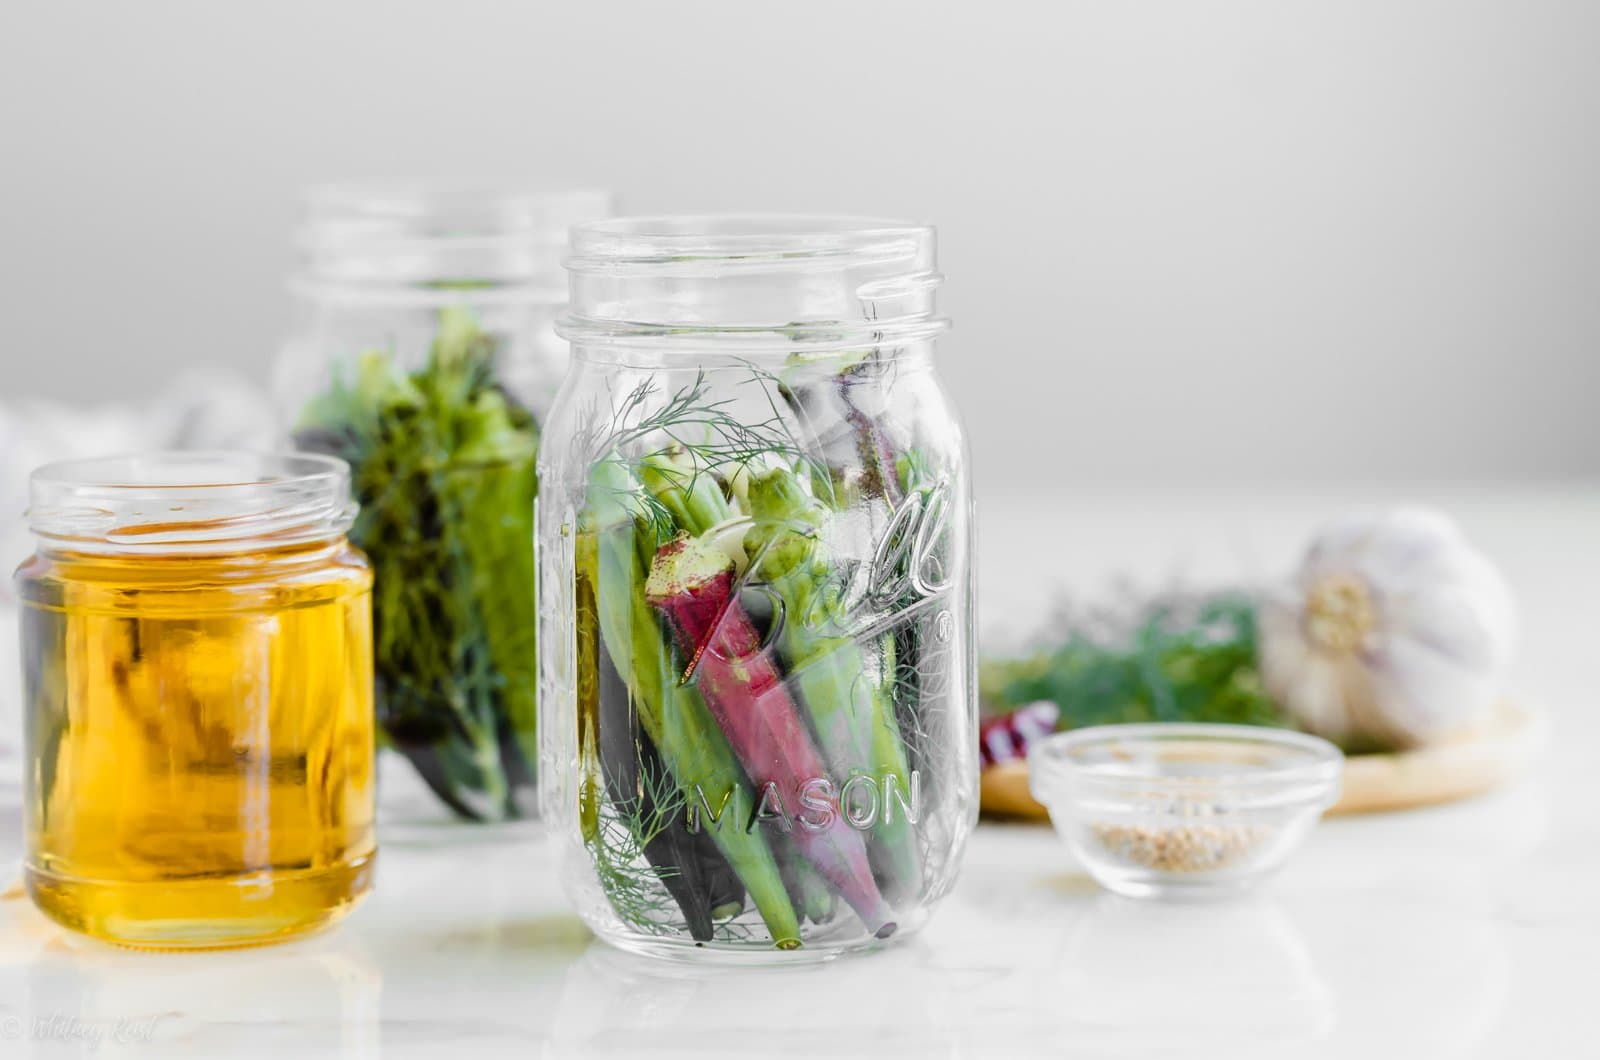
xmin=585 ymin=456 xmax=803 ymax=947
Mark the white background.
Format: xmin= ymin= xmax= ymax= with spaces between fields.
xmin=1 ymin=1 xmax=1595 ymax=497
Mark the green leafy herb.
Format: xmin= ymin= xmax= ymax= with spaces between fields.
xmin=293 ymin=306 xmax=540 ymax=821
xmin=981 ymin=592 xmax=1289 ymax=731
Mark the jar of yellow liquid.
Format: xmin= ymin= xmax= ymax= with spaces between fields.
xmin=14 ymin=451 xmax=376 ymax=949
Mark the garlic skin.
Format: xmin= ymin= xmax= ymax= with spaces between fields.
xmin=1258 ymin=508 xmax=1515 ymax=750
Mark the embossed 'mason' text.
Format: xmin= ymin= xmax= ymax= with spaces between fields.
xmin=685 ymin=771 xmax=922 ymax=835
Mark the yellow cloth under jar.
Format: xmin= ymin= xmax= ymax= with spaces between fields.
xmin=14 ymin=452 xmax=376 ymax=949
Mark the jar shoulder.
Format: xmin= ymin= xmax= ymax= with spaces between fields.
xmin=540 ymin=348 xmax=967 ymax=480
xmin=14 ymin=542 xmax=372 ymax=612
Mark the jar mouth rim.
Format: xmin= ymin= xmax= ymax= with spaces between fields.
xmin=561 ymin=214 xmax=944 ymax=344
xmin=27 ymin=451 xmax=357 ymax=552
xmin=295 ymin=184 xmax=612 ymax=290
xmin=565 ymin=214 xmax=933 ymax=271
xmin=31 ymin=451 xmax=348 ymax=495
xmin=303 ymin=183 xmax=612 ymax=240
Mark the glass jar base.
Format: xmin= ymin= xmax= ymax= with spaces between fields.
xmin=24 ymin=852 xmax=376 ymax=950
xmin=582 ymin=906 xmax=931 ymax=965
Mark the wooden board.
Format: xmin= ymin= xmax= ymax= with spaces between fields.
xmin=979 ymin=699 xmax=1547 ymax=820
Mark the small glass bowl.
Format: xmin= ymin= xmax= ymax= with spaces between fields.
xmin=1029 ymin=724 xmax=1343 ymax=899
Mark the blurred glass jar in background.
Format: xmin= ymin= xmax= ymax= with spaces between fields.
xmin=275 ymin=186 xmax=611 ymax=823
xmin=16 ymin=452 xmax=374 ymax=949
xmin=538 ymin=216 xmax=978 ymax=959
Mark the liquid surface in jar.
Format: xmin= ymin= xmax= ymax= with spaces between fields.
xmin=16 ymin=542 xmax=376 ymax=949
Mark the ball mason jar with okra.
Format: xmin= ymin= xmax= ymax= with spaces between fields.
xmin=15 ymin=452 xmax=376 ymax=949
xmin=538 ymin=216 xmax=978 ymax=959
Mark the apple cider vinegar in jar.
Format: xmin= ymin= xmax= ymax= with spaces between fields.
xmin=14 ymin=452 xmax=376 ymax=949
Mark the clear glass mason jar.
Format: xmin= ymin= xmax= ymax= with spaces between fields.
xmin=538 ymin=216 xmax=978 ymax=960
xmin=274 ymin=185 xmax=610 ymax=823
xmin=14 ymin=452 xmax=375 ymax=949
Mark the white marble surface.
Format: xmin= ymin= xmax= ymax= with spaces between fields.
xmin=0 ymin=482 xmax=1593 ymax=1058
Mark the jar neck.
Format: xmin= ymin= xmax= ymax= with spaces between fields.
xmin=292 ymin=185 xmax=609 ymax=305
xmin=558 ymin=215 xmax=948 ymax=355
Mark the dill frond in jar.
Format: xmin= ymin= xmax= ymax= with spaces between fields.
xmin=293 ymin=309 xmax=540 ymax=822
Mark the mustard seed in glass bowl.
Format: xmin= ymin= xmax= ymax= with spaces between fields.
xmin=1028 ymin=724 xmax=1343 ymax=899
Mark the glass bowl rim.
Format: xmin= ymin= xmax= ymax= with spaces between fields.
xmin=1028 ymin=723 xmax=1344 ymax=805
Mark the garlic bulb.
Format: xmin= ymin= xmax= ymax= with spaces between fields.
xmin=1258 ymin=508 xmax=1515 ymax=750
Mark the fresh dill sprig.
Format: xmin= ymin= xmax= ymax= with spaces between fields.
xmin=586 ymin=767 xmax=693 ymax=938
xmin=582 ymin=369 xmax=796 ymax=467
xmin=980 ymin=590 xmax=1288 ymax=730
xmin=292 ymin=307 xmax=540 ymax=821
xmin=586 ymin=753 xmax=762 ymax=943
xmin=576 ymin=368 xmax=821 ymax=542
